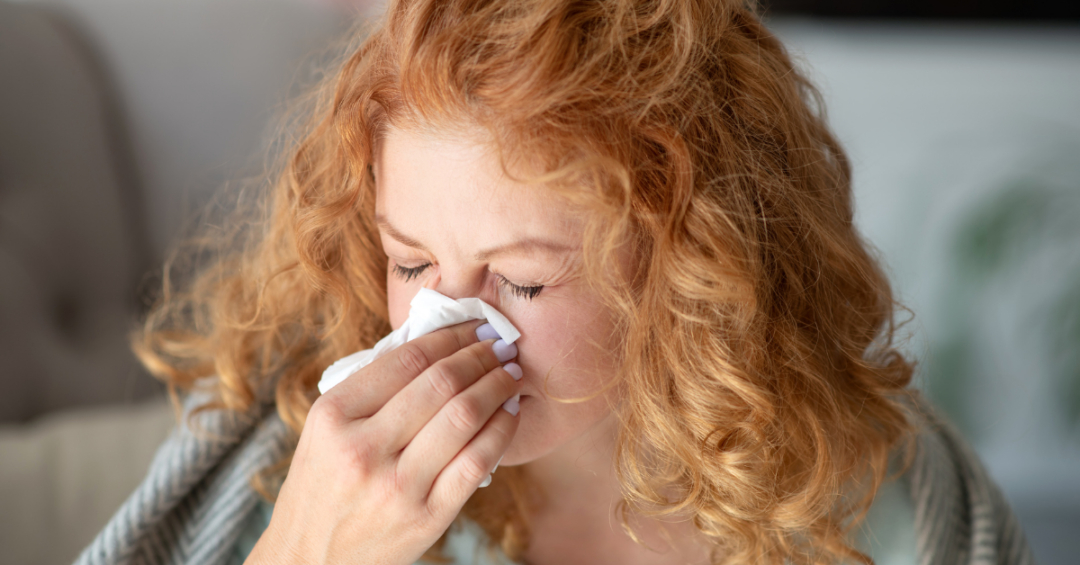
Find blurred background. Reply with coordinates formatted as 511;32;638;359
0;0;1076;563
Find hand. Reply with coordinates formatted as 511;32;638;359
246;320;523;565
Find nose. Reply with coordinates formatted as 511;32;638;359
424;270;478;300
424;269;499;304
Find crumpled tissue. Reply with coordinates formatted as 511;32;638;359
318;288;521;394
317;288;521;488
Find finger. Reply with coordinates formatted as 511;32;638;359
362;337;515;454
426;402;520;518
318;320;487;422
398;363;522;494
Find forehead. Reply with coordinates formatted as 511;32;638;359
374;126;582;241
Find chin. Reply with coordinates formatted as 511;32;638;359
498;394;611;467
498;395;558;466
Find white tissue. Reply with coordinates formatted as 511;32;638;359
317;288;521;394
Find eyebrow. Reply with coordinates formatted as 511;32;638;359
375;214;576;261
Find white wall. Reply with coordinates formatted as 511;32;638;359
774;20;1080;563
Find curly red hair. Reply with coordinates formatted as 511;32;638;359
136;0;916;563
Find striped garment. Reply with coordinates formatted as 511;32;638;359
73;387;1035;565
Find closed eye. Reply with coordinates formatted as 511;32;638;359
390;261;543;300
391;262;430;282
497;274;543;301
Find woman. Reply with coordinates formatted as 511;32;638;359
76;0;1034;564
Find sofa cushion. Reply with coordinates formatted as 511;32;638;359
0;399;175;565
0;2;159;422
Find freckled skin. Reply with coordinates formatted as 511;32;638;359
375;126;623;468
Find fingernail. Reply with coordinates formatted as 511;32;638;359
502;393;520;416
475;323;500;342
503;362;523;381
480;448;507;489
492;339;517;363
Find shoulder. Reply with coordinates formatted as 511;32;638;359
74;382;292;565
143;383;291;484
889;394;1036;565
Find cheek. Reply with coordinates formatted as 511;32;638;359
512;297;621;402
503;301;621;463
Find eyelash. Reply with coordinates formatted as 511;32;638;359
391;263;429;283
390;262;544;300
500;277;544;301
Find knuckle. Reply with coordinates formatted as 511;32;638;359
458;454;489;484
497;369;518;396
426;362;460;400
308;396;344;427
343;438;381;478
396;343;431;377
444;396;483;434
434;326;466;351
465;342;494;370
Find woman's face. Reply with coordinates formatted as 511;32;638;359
374;125;624;466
